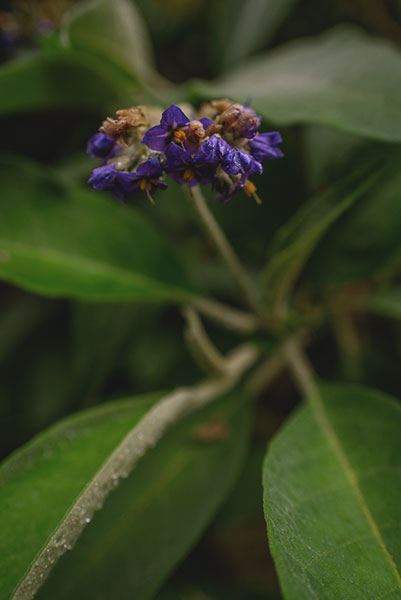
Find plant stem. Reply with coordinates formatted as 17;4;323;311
283;337;319;401
247;331;309;398
192;296;258;334
182;305;228;376
187;185;264;316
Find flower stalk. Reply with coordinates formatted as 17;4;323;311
187;184;264;316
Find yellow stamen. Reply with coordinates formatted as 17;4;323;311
173;129;187;143
243;180;256;196
243;179;262;204
183;168;195;183
139;178;148;191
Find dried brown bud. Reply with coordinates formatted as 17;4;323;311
100;107;150;146
186;119;206;145
218;103;259;139
205;122;223;136
210;98;233;113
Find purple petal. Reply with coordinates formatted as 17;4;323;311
87;133;118;159
165;143;193;170
88;163;117;189
136;158;163;178
195;136;232;164
249;132;283;162
222;149;262;176
88;163;139;201
160;104;190;128
141;125;168;151
198;117;215;129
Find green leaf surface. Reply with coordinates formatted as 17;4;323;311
60;0;158;84
38;391;250;600
192;26;401;141
0;388;250;599
366;288;401;321
0;156;194;303
0;393;159;599
0;52;132;116
264;383;401;599
263;150;386;309
305;148;401;290
213;0;298;71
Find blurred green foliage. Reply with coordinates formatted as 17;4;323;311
1;0;401;598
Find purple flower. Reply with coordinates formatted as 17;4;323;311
88;159;166;202
194;136;232;165
87;133;119;160
165;143;217;186
141;104;190;152
88;163;137;201
131;159;168;199
222;149;262;177
249;132;283;162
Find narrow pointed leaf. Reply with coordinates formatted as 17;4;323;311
263;149;387;308
213;0;298;71
305;150;401;289
0;156;194;302
193;26;401;141
264;383;401;599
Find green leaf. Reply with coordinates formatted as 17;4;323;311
305;148;401;290
0;389;250;599
0;52;133;116
0;393;158;599
0;155;194;303
192;26;401;141
264;383;401;600
60;0;158;84
366;288;401;321
263;149;386;310
212;0;298;71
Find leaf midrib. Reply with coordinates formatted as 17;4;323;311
310;388;401;588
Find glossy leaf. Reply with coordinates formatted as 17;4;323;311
0;156;194;303
213;0;298;71
264;383;401;600
193;26;401;141
60;0;158;84
263;150;386;309
0;389;250;599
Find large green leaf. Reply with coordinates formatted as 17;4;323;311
60;0;159;85
0;393;158;599
0;156;194;303
192;26;401;141
0;388;250;599
264;383;401;599
0;52;132;116
212;0;298;71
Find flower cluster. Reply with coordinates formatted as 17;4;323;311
87;100;283;203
